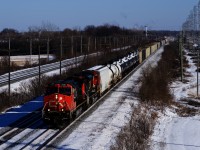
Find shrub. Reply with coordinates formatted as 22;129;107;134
0;75;48;112
111;104;157;150
139;42;180;107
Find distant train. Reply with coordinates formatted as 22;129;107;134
42;39;167;126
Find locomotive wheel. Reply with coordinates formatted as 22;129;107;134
98;92;101;99
69;112;73;123
48;118;64;129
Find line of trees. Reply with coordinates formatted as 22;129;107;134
0;23;177;57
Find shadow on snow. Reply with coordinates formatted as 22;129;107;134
0;96;48;129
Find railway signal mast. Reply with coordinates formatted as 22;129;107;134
145;26;148;38
194;43;199;97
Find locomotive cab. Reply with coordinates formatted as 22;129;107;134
80;70;101;97
42;77;91;124
42;82;77;122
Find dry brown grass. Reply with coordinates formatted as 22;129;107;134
174;101;198;117
111;104;157;150
139;42;180;108
0;75;48;112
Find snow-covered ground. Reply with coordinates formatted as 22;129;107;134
0;46;164;149
152;110;200;150
151;49;200;150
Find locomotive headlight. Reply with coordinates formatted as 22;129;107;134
48;109;50;111
55;94;58;99
59;97;63;100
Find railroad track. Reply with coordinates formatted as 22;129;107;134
0;109;41;136
0;56;84;87
0;108;62;150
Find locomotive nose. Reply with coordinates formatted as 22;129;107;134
44;94;65;111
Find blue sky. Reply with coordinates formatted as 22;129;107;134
0;0;198;31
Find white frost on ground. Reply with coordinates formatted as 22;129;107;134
151;49;200;150
151;109;200;150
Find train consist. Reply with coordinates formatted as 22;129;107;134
42;40;166;125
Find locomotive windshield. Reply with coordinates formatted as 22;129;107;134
59;87;71;96
45;87;71;96
45;87;58;95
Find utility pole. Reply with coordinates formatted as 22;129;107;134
75;42;78;68
179;32;183;82
95;37;97;52
95;37;98;65
193;43;199;97
88;37;90;53
60;37;63;76
47;37;50;62
71;36;74;57
30;39;32;66
198;47;199;97
38;45;41;86
80;35;83;54
8;37;11;98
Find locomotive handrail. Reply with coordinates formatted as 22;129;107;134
42;102;48;117
42;102;48;111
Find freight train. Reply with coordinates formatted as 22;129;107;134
42;40;166;126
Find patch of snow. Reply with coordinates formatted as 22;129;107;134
151;48;200;150
151;108;200;150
